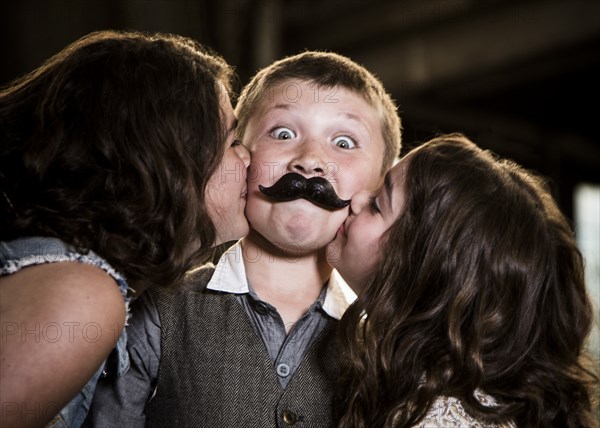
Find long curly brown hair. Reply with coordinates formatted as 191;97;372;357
336;134;599;427
0;30;233;292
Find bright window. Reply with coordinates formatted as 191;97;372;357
574;183;600;357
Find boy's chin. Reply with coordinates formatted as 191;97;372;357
269;228;336;254
247;223;337;257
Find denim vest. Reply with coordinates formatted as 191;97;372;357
0;236;131;428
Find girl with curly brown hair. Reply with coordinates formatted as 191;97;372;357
0;30;249;427
329;133;598;427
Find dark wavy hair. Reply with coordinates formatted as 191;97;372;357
0;30;233;292
235;50;402;173
336;133;599;427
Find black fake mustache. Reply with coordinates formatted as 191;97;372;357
258;173;351;210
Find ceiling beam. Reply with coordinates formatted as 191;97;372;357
287;0;600;94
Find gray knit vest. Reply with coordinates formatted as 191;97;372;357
145;267;339;428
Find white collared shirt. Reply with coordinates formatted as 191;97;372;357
205;240;356;320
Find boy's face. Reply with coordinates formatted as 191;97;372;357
243;79;385;253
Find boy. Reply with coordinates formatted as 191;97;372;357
87;51;401;427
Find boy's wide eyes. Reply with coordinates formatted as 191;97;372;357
268;127;357;149
333;135;357;149
270;126;296;140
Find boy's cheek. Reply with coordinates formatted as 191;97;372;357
334;174;370;199
340;165;384;194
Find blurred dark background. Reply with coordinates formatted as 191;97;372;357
1;0;599;220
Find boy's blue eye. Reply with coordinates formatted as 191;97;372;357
270;126;296;140
333;135;356;149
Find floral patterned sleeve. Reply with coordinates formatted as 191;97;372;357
414;391;515;428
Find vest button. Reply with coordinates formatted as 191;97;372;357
276;363;290;377
282;410;298;425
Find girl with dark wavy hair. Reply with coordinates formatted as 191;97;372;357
329;133;598;427
0;30;250;427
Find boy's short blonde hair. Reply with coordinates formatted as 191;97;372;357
235;51;402;173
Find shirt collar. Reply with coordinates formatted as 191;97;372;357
322;269;357;320
206;241;357;320
206;241;249;294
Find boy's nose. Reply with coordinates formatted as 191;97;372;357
292;159;324;176
289;140;326;176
